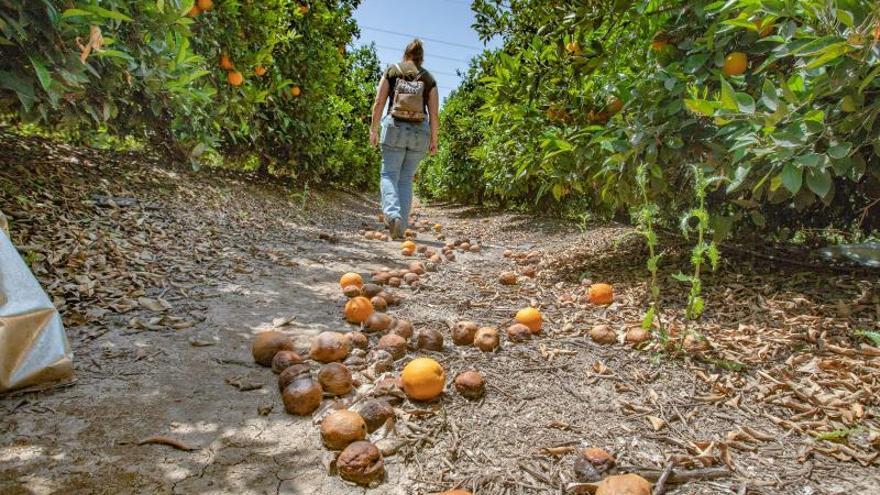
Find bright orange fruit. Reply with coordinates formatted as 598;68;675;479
401;358;445;401
723;52;748;76
227;71;244;86
515;307;542;334
219;54;234;70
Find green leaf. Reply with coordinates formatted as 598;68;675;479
805;42;851;69
641;307;655;330
859;65;880;93
684;98;716;116
804;109;825;123
721;18;759;30
806;168;832;197
95;49;135;61
795;153;823;169
671;272;692;283
28;57;51;93
835;9;854;28
760;79;779;111
719;76;738;111
735;92;755;113
61;8;94;18
781;163;802;194
0;70;35;110
828;143;851;159
83;6;133;22
856;330;880;347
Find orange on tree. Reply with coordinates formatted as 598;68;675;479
227;71;244;86
186;5;200;17
755;19;774;38
290;85;302;97
197;0;213;11
723;52;748;76
606;96;623;115
514;307;542;334
400;357;445;401
298;4;309;14
344;296;374;324
565;41;581;55
340;272;364;289
219;53;234;70
254;65;267;76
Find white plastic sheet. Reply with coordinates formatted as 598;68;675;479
0;211;73;393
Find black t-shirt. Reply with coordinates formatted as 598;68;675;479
385;62;436;113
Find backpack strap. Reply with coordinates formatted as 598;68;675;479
394;63;423;82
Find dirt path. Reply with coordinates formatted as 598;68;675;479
1;133;879;495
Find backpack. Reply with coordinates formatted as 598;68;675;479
389;64;427;122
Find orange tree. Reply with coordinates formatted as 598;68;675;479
422;0;880;238
0;0;380;187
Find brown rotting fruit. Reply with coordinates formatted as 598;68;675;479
271;350;304;374
281;377;322;416
589;325;617;345
389;319;414;339
358;399;395;433
337;441;384;486
377;334;407;360
416;328;444;351
310;331;350;363
595;473;651;495
361;283;383;298
625;327;650;344
365;312;393;332
342;285;362;298
320;410;367;450
346;331;369;350
277;363;311;391
251;331;295;367
317;362;353;396
454;370;485;400
452;321;478;346
499;272;517;285
474;327;500;352
506;323;531;342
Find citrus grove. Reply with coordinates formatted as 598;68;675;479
419;0;880;239
0;0;380;186
2;1;880;493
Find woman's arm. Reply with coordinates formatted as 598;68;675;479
428;87;439;155
370;77;390;148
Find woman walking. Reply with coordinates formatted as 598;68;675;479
369;39;439;239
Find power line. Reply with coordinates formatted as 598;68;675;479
361;25;484;50
374;44;473;64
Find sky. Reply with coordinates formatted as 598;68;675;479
351;0;501;104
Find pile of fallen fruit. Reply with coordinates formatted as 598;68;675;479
247;219;655;494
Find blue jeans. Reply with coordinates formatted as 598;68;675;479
379;115;429;230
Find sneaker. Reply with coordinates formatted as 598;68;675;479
390;218;403;240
